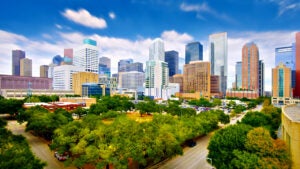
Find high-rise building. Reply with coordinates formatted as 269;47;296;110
294;32;300;97
272;64;291;98
12;50;25;76
185;42;203;64
275;45;295;90
183;61;211;98
53;65;84;90
74;39;99;73
210;75;220;96
64;48;73;65
118;71;145;90
52;55;64;66
242;42;259;91
209;32;228;95
99;57;111;77
40;65;49;78
145;38;169;99
72;72;98;95
259;60;264;96
118;59;133;72
165;50;179;77
20;58;32;77
235;61;242;89
126;62;143;72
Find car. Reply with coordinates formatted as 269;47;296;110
54;151;69;161
186;139;197;147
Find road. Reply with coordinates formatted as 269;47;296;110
157;105;260;169
6;120;75;169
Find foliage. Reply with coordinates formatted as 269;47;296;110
0;119;46;169
135;101;158;116
18;106;72;140
90;96;134;114
188;98;213;107
0;98;24;117
212;98;222;106
24;95;59;103
51;109;227;168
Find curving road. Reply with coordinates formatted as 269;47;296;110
6;120;75;169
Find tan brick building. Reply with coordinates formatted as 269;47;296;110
183;61;210;98
72;72;98;95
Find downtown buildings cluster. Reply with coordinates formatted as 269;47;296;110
1;32;300;103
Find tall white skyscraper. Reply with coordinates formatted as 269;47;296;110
145;38;169;99
209;32;228;96
74;39;99;73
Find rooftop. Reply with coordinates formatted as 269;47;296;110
284;104;300;122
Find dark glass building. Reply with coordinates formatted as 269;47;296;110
165;50;179;77
126;62;143;72
118;59;133;72
185;42;203;64
82;83;110;97
12;50;25;76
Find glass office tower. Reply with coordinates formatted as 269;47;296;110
185;42;203;64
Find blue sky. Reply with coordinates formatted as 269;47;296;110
1;0;300;91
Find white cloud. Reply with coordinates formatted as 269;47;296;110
179;2;235;23
262;0;300;16
55;24;62;29
109;12;116;19
62;8;107;29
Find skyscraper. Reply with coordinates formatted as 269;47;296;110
235;61;242;89
145;38;169;99
118;71;145;90
242;42;259;91
118;59;133;72
259;60;264;96
209;32;228;95
53;65;84;90
185;42;203;64
183;61;211;98
64;48;73;64
272;64;291;98
20;58;32;77
12;50;25;76
165;50;179;77
40;65;49;78
99;56;111;77
126;62;143;72
294;32;300;97
74;39;99;73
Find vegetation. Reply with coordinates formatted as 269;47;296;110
24;95;59;103
51;109;229;168
0;118;46;169
207;99;290;169
0;98;24;117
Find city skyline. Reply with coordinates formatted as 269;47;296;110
1;1;300;91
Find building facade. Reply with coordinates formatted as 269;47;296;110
185;42;203;64
165;50;179;77
118;71;145;90
235;61;242;89
72;72;99;95
12;50;25;76
145;38;169;99
82;83;110;97
259;60;264;96
20;58;32;77
209;32;228;96
118;59;133;72
74;39;99;73
272;64;291;98
40;65;49;78
183;61;211;98
242;42;259;91
210;75;220;97
295;33;300;98
126;62;143;72
275;45;295;89
282;104;300;169
53;65;84;90
170;74;183;92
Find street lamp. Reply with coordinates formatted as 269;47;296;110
207;157;213;168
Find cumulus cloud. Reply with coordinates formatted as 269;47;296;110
62;8;107;29
261;0;300;16
109;12;116;19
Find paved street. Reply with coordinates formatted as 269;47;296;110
157;105;259;169
6;120;75;169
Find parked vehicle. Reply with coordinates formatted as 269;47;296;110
54;151;69;161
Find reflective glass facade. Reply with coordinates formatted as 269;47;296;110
279;69;284;97
185;42;203;64
235;61;242;89
209;32;228;95
12;50;25;76
275;45;296;88
165;50;179;77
